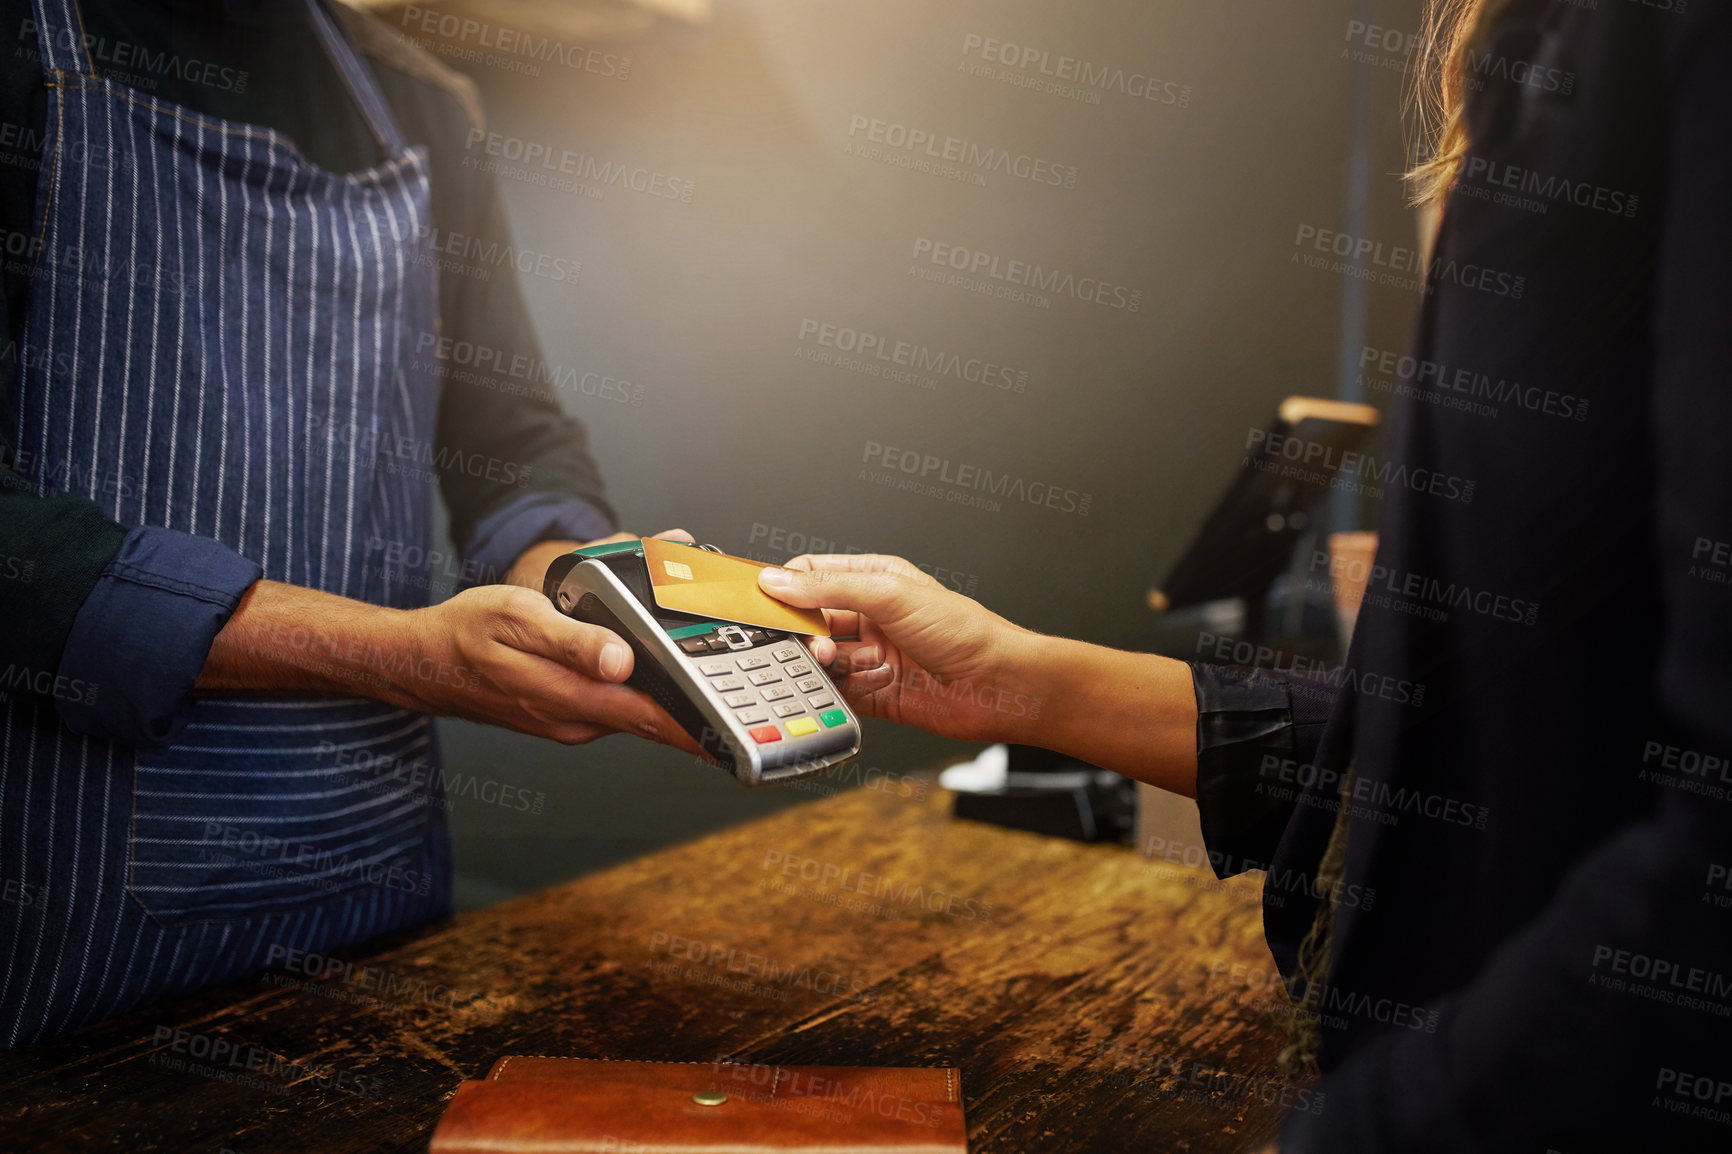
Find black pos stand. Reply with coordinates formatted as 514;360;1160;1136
952;397;1380;843
1147;396;1381;642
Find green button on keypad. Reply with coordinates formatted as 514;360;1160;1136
819;708;848;728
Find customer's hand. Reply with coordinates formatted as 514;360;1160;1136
759;554;1044;744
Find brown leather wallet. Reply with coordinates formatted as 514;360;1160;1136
428;1056;968;1153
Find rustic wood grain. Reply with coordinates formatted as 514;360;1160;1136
0;780;1301;1153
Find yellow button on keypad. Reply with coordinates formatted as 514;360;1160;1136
784;717;819;737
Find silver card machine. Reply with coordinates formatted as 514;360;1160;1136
544;540;862;786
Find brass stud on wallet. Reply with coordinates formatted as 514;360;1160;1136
429;1056;970;1153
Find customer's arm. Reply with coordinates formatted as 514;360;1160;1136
758;553;1194;797
760;554;1342;831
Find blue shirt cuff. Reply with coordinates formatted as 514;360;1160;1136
56;526;263;750
460;493;615;589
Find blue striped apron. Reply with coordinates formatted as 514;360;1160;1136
0;0;451;1046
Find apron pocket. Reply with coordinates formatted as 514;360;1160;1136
126;698;442;926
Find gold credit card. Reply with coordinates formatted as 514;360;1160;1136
640;538;830;637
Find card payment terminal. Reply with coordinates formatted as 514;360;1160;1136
544;540;862;786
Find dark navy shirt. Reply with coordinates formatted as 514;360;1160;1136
1192;2;1732;1148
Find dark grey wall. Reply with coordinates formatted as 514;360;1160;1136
426;0;1427;909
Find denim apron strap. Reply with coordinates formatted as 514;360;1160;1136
29;0;96;77
303;0;406;157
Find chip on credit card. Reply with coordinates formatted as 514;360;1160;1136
640;538;830;637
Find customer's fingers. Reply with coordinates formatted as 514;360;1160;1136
785;553;937;585
758;565;927;625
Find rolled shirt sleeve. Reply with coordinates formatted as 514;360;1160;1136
54;525;262;750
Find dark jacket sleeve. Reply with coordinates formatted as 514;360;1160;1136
0;454;129;680
1284;11;1732;1149
422;100;618;566
1189;662;1342;876
346;6;620;568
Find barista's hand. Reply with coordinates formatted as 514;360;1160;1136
758;554;1044;745
199;529;705;752
398;528;701;746
399;578;699;749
